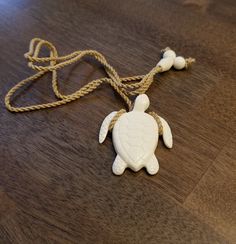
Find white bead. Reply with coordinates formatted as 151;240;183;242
163;50;176;59
157;57;174;72
173;56;186;70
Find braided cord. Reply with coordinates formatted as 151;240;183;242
108;109;126;131
149;112;163;135
5;38;163;112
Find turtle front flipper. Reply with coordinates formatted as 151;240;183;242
99;111;118;143
159;116;173;149
149;112;173;149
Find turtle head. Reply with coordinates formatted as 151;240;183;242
133;94;150;112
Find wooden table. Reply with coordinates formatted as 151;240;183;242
0;0;235;243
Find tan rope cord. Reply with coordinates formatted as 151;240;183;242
108;109;126;131
5;38;165;113
149;111;163;135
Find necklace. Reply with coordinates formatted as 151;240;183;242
5;38;195;175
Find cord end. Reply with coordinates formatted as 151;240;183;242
185;57;196;68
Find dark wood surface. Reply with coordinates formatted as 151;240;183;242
0;0;235;243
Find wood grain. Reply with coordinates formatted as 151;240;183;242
184;133;236;243
0;0;235;243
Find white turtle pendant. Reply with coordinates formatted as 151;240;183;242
99;94;173;175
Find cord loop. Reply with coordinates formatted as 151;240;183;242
5;38;192;113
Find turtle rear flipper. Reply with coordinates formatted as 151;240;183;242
146;154;159;175
112;155;127;175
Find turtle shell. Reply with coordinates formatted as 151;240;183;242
112;111;158;167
